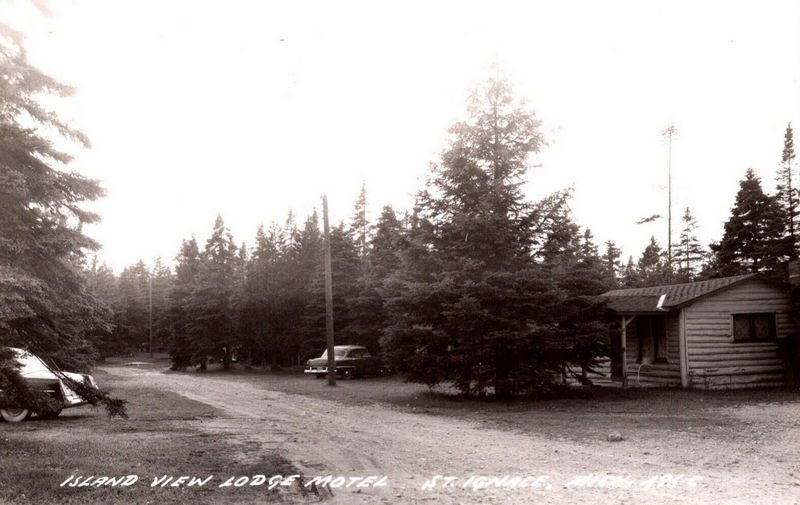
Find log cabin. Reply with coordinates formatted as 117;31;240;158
598;273;799;389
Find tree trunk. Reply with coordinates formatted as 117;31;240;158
223;346;232;370
494;346;511;399
270;353;281;372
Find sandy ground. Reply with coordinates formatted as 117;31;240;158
101;365;800;505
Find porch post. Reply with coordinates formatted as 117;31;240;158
621;315;628;388
678;308;689;388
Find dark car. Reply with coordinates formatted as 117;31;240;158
304;345;385;379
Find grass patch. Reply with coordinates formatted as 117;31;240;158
0;371;295;505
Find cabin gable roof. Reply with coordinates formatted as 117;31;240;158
598;273;783;314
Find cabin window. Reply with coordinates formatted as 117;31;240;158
732;313;776;342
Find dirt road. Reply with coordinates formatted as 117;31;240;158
102;366;799;505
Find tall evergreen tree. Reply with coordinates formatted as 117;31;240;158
150;258;174;352
345;205;403;352
370;205;403;280
239;225;272;366
382;75;606;397
601;241;622;289
671;207;704;280
776;123;797;258
240;223;303;368
169;237;200;368
637;236;672;286
114;260;150;350
300;223;361;357
187;215;239;370
0;24;123;415
710;168;790;276
83;256;118;354
351;181;370;268
620;256;639;287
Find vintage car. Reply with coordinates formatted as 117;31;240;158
304;345;385;379
0;348;97;423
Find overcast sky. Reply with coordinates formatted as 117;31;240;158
3;0;800;272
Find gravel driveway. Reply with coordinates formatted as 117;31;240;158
102;366;800;505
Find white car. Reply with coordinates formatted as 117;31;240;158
0;348;98;423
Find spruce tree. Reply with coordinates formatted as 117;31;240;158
150;258;174;352
345;205;403;352
370;205;402;280
114;261;150;350
637;236;672;286
0;24;124;416
620;256;639;287
169;237;200;369
776;123;797;258
601;241;622;288
300;224;361;356
241;223;299;368
351;181;370;268
187;216;239;370
671;207;704;280
383;75;607;397
290;212;325;360
711;168;789;275
83;257;118;355
239;225;271;366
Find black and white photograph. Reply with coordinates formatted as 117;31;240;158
1;1;799;504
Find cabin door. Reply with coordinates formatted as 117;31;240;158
636;315;668;364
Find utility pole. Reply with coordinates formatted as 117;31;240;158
148;273;153;358
663;124;677;274
322;195;336;386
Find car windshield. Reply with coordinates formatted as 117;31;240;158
11;349;51;375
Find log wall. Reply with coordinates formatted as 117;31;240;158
684;278;796;389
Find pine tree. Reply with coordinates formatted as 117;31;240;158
187;215;239;370
620;256;639;287
776;123;797;258
168;237;200;368
345;205;403;352
370;205;402;280
82;256;117;354
0;24;124;416
150;258;173;352
114;260;150;350
290;211;325;360
671;207;704;280
300;224;361;357
534;189;581;263
637;236;672;286
383;75;607;397
351;181;370;268
601;241;623;288
241;223;304;368
578;229;600;265
562;227;608;300
239;226;268;366
711;168;790;275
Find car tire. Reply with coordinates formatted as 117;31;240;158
41;409;63;419
341;369;355;380
0;408;32;423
